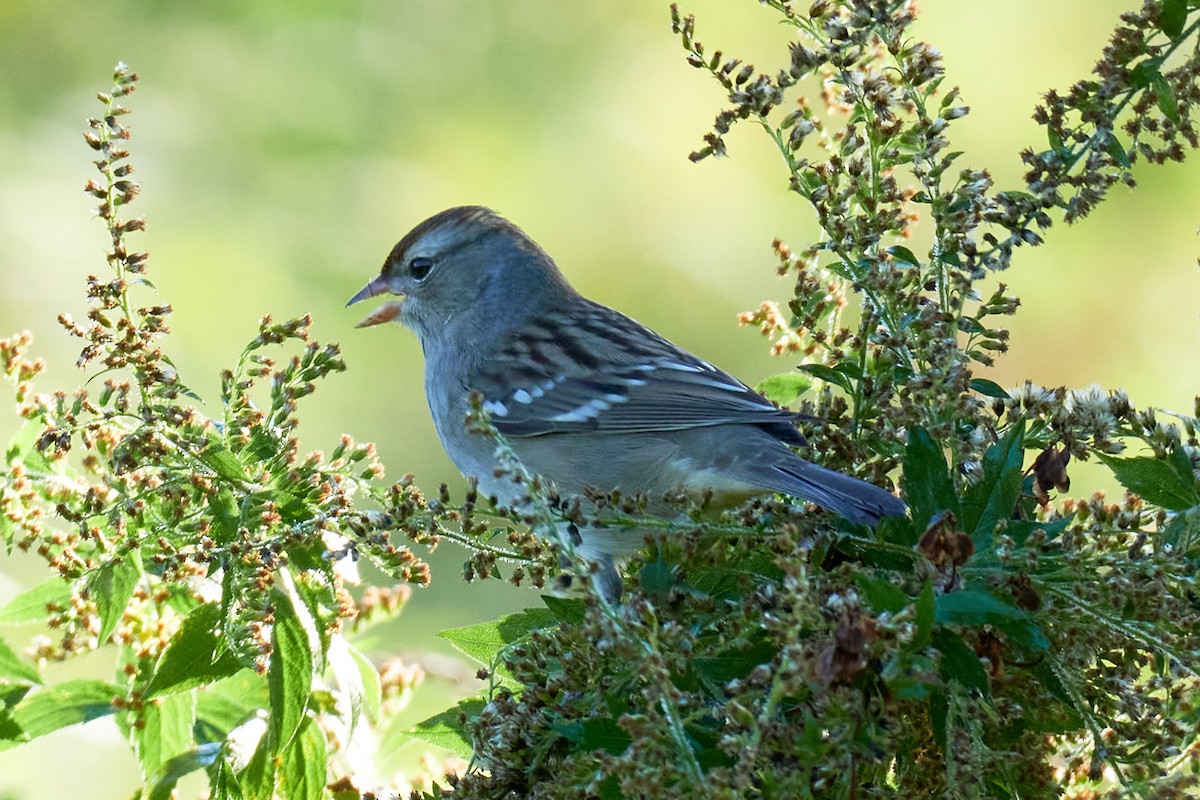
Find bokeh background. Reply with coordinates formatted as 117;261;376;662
0;2;1196;796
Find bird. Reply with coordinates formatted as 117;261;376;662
348;206;906;593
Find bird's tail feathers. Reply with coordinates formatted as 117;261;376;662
758;459;906;525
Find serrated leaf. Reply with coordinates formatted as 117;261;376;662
911;581;935;651
1000;618;1050;652
210;487;241;544
346;643;382;725
755;373;811;407
1151;73;1182;122
935;589;1028;626
327;635;364;735
797;363;853;394
238;733;275;800
886;245;920;266
856;575;908;614
693;639;776;690
0;636;40;684
437;608;558;688
541;595;585;625
968;378;1010;399
146;742;222;800
279;717;325;800
209;756;247;800
1004;514;1074;547
0;679;121;751
1097;451;1199;511
904;427;959;535
1105;133;1132;168
932;628;990;697
961;421;1025;553
881;652;939;701
0;578;73;625
198;440;247;483
268;582;315;753
1047;126;1064;153
1162;506;1200;550
1161;0;1187;38
553;717;631;756
195;671;267;740
929;690;949;752
136;690;196;778
145;602;243;699
5;418;55;474
410;696;485;759
639;559;674;595
87;552;142;644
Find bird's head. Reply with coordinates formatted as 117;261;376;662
348;206;574;343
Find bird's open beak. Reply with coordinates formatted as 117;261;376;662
347;275;389;307
347;276;404;328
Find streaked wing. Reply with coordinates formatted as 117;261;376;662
473;300;802;439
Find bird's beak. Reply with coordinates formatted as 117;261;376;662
346;275;390;307
347;275;405;328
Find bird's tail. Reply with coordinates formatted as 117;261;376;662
753;458;906;525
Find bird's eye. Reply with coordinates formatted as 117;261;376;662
409;257;435;281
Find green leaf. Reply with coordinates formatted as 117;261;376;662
932;628;990;697
856;574;908;614
437;608;558;688
0;679;121;751
1004;514;1074;547
541;595;585;625
928;690;949;753
1129;59;1159;90
797;363;853;394
968;378;1010;399
210;487;241;544
410;696;485;759
1162;506;1200;550
195;671;267;740
0;578;73;625
881;652;939;701
209;756;247;800
903;427;959;531
327;635;364;735
911;581;935;651
935;590;1027;626
239;734;275;800
1160;0;1187;38
268;580;316;752
146;743;222;800
1097;451;1199;511
1151;73;1182;122
346;643;382;725
5;418;55;474
278;717;325;800
145;602;243;699
87;552;143;644
693;639;777;689
1105;133;1132;169
961;421;1025;553
639;559;674;595
1046;126;1064;153
136;690;196;778
886;245;920;266
554;717;632;756
0;636;40;684
755;372;812;407
198;439;247;483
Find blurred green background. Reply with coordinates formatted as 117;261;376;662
0;1;1196;796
